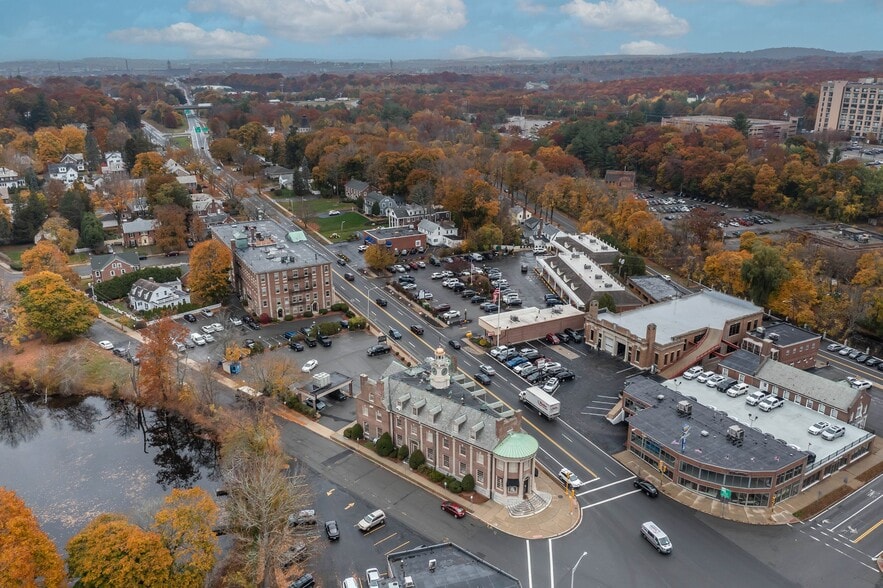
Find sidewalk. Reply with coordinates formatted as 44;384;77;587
614;438;883;525
271;406;581;539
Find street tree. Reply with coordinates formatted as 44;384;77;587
154;204;189;253
0;488;66;588
138;317;190;403
189;240;232;306
741;243;790;306
131;151;165;177
364;243;395;270
66;514;173;587
152;488;219;588
11;271;98;345
20;239;81;286
39;217;79;254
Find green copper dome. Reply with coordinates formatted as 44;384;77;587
493;432;538;459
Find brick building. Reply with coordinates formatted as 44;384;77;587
363;226;425;254
739;322;820;369
90;252;141;283
122;218;158;247
211;220;333;319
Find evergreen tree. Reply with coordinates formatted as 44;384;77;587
79;212;105;250
84;132;102;172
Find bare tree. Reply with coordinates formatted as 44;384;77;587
247;354;303;397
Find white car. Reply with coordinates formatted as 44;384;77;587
190;333;206;346
490;346;508;358
758;396;783;412
98;340;114;350
838;346;853;356
826;343;842;352
211;322;224;331
479;364;497;376
745;391;767;406
365;568;380;588
328;210;341;216
726;383;750;397
201;308;213;318
302;359;319;373
358;244;368;252
695;371;715;383
203;333;215;343
682;366;703;380
201;325;215;334
705;375;726;388
401;283;417;290
851;379;872;390
230;316;243;326
543;378;560;394
431;272;444;279
808;421;830;435
557;467;584;489
821;424;846;441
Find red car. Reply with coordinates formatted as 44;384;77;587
545;333;561;345
441;500;466;519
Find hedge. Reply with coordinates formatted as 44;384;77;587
93;266;182;301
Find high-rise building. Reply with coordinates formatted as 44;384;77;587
814;78;883;139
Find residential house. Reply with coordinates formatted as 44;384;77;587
344;179;370;201
0;167;25;189
363;191;399;216
60;153;86;172
388;204;433;228
417;218;461;247
355;348;542;506
263;165;294;189
102;151;125;175
191;193;225;217
91;252;141;283
46;163;79;187
163;159;189;176
604;170;637;190
521;217;541;240
176;174;198;192
510;205;533;224
122;218;158;247
128;278;190;312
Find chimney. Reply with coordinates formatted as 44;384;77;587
646;323;657;353
589;299;599;319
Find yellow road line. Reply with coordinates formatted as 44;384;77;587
385;540;411;555
373;531;398;546
853;518;883;543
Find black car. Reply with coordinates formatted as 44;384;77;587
564;328;583;343
324;520;340;541
474;372;492;385
557;331;572;343
521;349;540;361
328;390;349;402
448;339;462;350
376;297;388;307
183;313;197;323
336;257;347;266
112;347;127;357
367;344;392;356
460;289;476;298
556;370;575;382
289;341;304;352
410;325;424;335
304;337;317;348
288;573;315;588
388;328;402;340
451;284;466;293
164;250;180;257
344;272;355;281
317;334;332;347
247;321;261;331
525;371;545;384
470;295;487;304
633;478;659;497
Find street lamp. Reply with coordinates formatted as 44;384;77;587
570;551;588;588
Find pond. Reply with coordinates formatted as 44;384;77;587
0;393;220;548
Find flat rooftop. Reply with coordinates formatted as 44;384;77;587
364;226;424;238
388;543;521;588
553;233;620;264
600;290;760;343
478;304;584;329
630;276;680;302
661;377;873;467
746;322;820;346
211;219;330;273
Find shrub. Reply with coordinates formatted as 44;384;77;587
318;308;328;315
346;310;355;318
251;342;265;354
317;321;342;336
375;432;394;457
283;395;316;419
258;313;271;324
331;302;350;313
348;316;367;330
447;480;462;494
397;445;409;461
284;314;294;321
351;423;364;440
343;427;353;439
303;311;313;318
428;470;445;483
444;475;457;487
461;474;475;492
408;448;425;470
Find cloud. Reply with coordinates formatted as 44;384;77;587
109;22;268;58
620;40;677;55
189;0;467;41
516;0;548;13
562;0;689;37
451;42;547;60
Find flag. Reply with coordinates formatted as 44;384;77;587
492;288;500;302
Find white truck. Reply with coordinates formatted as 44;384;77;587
519;386;561;420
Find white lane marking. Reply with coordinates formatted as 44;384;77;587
809;486;869;523
525;540;533;588
578;477;635;496
557;419;634;475
561;433;573;443
598;395;620;399
581;489;642;509
548;538;555;588
829;493;883;532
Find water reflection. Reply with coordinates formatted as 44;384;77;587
0;392;219;547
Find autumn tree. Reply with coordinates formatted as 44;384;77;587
189;240;232;305
138;317;189;403
20;239;80;286
34;128;65;166
768;256;819;325
154;204;188;253
39;217;79;254
152;488;219;588
363;243;396;270
741;243;790;306
0;488;66;588
248;353;302;397
131;151;165;178
467;224;503;252
67;514;173;587
11;271;98;345
702;249;751;296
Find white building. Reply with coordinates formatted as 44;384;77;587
0;167;24;189
46;163;78;187
418;218;461;247
102;151;125;174
128;278;191;312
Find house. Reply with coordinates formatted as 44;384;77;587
510;205;533;224
362;191;399;216
128;278;190;312
388;204;432;228
163;159;189;176
540;223;562;242
363;226;424;254
263;165;294;189
90;252;141;283
175;175;198;192
355;348;541;506
522;217;541;240
344;179;370;201
102;151;125;174
604;170;636;190
60;153;86;172
191;193;225;217
417;218;461;247
46;163;79;187
122;218;158;247
0;167;25;189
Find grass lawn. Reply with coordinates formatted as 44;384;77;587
313;211;377;242
0;244;31;263
170;136;192;149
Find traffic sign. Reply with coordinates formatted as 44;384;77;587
720;487;731;500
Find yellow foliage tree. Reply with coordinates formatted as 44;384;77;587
364;243;396;270
132;152;165;178
152;488;219;588
138;317;190;403
189;240;232;306
0;488;66;588
702;250;752;296
11;271;98;345
59;124;86;154
34;128;65;166
21;239;81;286
40;217;79;254
768;259;819;325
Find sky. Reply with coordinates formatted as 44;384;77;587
2;0;880;62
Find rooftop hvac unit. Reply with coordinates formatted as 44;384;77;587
769;333;780;341
727;425;744;442
312;372;330;388
584;264;590;270
595;274;602;279
676;400;692;416
604;283;613;288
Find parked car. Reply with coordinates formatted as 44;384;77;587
808;421;830;435
301;359;319;373
357;510;386;532
826;343;843;352
365;568;380;588
556;370;576;382
288;573;315;588
183;313;197;323
441;500;467;518
324;520;340;541
682;366;703;380
745;391;767;406
557;467;584;489
288;509;317;526
695;371;716;383
563;328;583;343
556;331;572;344
489;346;508;358
758;396;783;412
633;478;659;497
545;333;561;345
367;344;392;357
542;378;560;394
98;340;114;350
705;375;726;388
283;331;296;340
726;383;750;397
200;308;213;318
521;349;540;361
821;424;846;441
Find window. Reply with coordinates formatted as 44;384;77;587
443;455;450;468
362;406;369;417
426;430;432;442
395;416;403;427
427;448;434;462
368;393;374;403
442;437;449;449
728;323;741;336
459;445;466;456
459;462;466;476
477;470;485;484
375;410;382;422
477;453;484;464
396;434;402;445
496;476;503;490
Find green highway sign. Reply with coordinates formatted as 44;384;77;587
720;487;731;500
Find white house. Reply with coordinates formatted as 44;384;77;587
128;278;191;312
388;204;433;228
510;205;533;224
46;163;79;186
102;151;125;174
176;174;198;192
163;158;189;176
0;167;24;189
418;218;462;247
60;153;86;172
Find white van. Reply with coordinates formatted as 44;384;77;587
641;521;672;554
190;332;206;346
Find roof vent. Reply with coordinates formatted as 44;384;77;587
700;430;709;437
656;394;665;402
676;400;692;416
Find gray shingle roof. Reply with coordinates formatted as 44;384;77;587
756;360;860;412
122;218;157;233
90;252;141;272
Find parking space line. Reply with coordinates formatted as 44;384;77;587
373;532;398;546
385;540;410;555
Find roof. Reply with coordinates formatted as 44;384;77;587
746;322;820;347
600;290;761;343
176;174;197;185
719;349;763;376
122;218;157;233
756;360;860;412
128;278;186;303
388;543;521;588
553;233;620;264
629;276;680;302
345;179;369;191
263;165;293;177
365;226;424;240
493;432;538;459
210;219;330;274
90;252;141;272
624;376;806;473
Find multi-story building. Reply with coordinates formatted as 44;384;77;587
814;78;883;139
127;278;191;312
355;348;541;506
739;322;820;369
0;167;24;189
210;220;333;319
661;115;800;141
122;218;158;247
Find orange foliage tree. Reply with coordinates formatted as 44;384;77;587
189;240;232;306
20;240;81;286
138;317;189;403
0;488;66;587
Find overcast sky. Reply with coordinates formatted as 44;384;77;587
2;0;879;62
